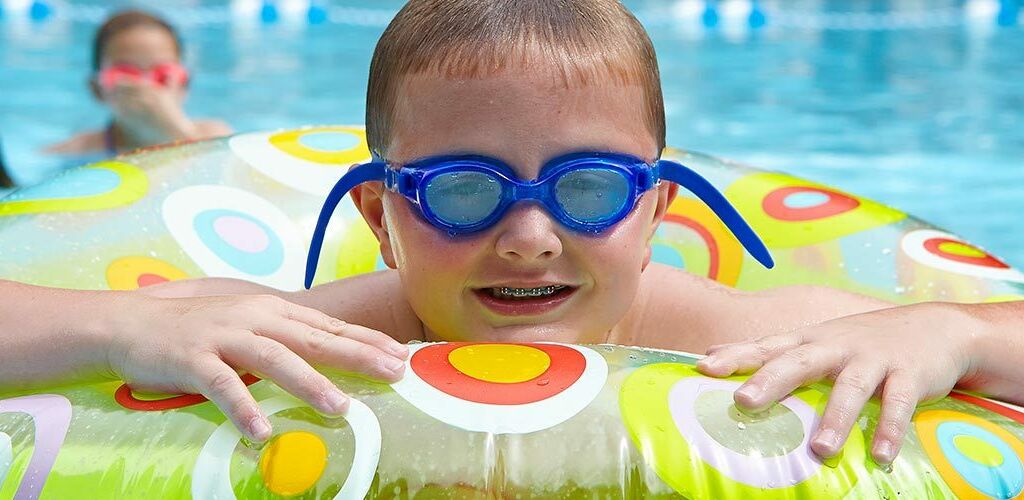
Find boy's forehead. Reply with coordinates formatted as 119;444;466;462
388;69;656;166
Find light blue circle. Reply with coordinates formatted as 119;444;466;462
193;209;284;276
651;243;686;269
936;421;1024;499
297;131;360;152
782;191;830;209
6;167;120;201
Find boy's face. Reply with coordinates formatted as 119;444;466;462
355;64;675;343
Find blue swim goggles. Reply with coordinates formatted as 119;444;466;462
305;152;773;288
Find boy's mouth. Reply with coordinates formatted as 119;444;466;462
472;285;577;316
487;285;569;300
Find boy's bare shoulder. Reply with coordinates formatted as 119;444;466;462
288;270;424;343
620;264;892;353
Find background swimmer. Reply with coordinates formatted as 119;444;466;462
45;10;231;158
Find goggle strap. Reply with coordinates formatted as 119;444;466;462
304;161;386;289
659;161;775;269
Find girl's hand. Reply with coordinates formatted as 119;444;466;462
696;302;980;465
106;80;196;140
106;293;409;442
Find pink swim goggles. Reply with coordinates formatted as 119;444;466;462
97;62;190;90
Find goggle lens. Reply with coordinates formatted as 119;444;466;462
423;171;503;226
554;168;631;223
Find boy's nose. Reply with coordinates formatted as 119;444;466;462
493;203;563;263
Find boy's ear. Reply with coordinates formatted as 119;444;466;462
642;182;679;271
349;174;398;269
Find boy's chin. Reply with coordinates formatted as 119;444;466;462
466;322;597;345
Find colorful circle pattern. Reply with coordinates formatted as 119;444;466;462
620;363;864;499
652;198;743;286
391;342;607;434
902;229;1024;283
114;374;261;411
105;256;189;290
0;395;73;499
0;161;148;216
915;409;1024;499
725;172;906;248
192;396;381;499
162;185;306;290
228;126;372;196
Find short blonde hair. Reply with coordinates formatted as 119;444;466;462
366;0;665;159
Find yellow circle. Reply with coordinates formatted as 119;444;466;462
106;256;189;290
953;435;1004;467
937;241;987;258
257;431;329;496
448;344;551;383
267;127;369;165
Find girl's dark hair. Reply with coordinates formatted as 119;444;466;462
92;10;182;71
0;139;14;188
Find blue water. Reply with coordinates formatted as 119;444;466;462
1;0;1022;266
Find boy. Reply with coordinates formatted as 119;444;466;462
2;0;1022;470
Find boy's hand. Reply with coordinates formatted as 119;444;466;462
107;294;409;443
696;302;979;466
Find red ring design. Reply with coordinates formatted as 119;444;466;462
951;392;1024;425
762;186;860;222
409;343;586;405
114;373;261;411
662;214;720;279
922;238;1010;269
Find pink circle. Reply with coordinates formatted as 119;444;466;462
212;215;270;253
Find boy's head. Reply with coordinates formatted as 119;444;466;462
349;0;678;344
365;0;665;160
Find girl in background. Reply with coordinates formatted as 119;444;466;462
46;10;231;158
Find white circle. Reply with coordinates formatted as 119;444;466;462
228;128;371;196
390;343;608;434
0;432;12;489
162;185;307;290
669;377;823;488
191;396;382;500
901;229;1024;283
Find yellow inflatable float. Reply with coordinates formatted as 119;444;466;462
1;126;1023;498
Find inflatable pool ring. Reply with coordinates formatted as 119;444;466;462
1;126;1023;498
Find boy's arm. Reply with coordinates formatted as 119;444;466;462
0;278;408;442
700;283;1024;466
136;271;422;343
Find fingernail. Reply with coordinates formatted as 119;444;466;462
324;390;349;415
388;343;409;358
249;417;271;442
874;440;895;465
385;356;405;373
813;429;839;456
734;385;762;407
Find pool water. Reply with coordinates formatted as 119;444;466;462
1;0;1022;265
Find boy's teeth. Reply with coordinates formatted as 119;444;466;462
489;285;566;299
